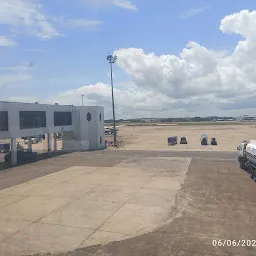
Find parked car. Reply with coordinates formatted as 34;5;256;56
180;136;188;144
211;138;217;145
105;129;112;135
105;127;118;135
24;137;40;144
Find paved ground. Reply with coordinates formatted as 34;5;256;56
0;150;255;256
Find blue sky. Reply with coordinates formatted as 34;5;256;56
1;0;256;118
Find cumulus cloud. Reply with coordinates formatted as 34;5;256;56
54;9;256;118
85;9;255;117
220;10;256;40
0;0;59;39
0;36;16;47
8;9;256;118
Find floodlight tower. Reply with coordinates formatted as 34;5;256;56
107;54;117;146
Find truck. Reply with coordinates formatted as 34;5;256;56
168;136;177;146
201;134;208;145
237;140;256;181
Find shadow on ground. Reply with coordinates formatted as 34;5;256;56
0;151;71;171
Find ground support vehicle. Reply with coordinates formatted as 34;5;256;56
237;140;256;181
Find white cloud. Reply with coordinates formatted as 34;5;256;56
6;9;256;118
111;0;137;11
117;81;136;87
0;0;59;39
180;5;208;19
66;19;102;28
50;9;256;118
85;0;138;11
0;36;16;47
220;10;256;40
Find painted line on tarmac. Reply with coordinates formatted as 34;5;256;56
193;157;236;161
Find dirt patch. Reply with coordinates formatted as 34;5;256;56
116;124;254;152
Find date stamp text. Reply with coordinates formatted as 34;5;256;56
212;240;256;247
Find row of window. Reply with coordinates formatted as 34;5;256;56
19;111;73;129
0;111;102;131
0;111;72;131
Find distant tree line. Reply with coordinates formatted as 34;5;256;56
104;116;235;123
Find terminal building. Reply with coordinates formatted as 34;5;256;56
237;115;256;121
0;101;105;165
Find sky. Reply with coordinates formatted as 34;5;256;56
1;0;256;118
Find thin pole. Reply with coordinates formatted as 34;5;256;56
110;60;117;146
82;94;84;106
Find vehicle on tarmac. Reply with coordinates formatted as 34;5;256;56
211;138;217;145
237;140;256;181
201;134;208;145
168;136;178;146
104;127;118;135
180;136;188;144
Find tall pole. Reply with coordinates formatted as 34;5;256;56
107;54;117;147
110;60;117;146
81;94;84;106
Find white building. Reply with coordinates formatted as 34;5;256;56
0;101;105;165
237;115;256;121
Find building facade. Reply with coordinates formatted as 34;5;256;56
0;101;105;165
237;115;256;121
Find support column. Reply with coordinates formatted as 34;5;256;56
27;137;32;152
53;133;57;152
11;138;17;165
47;133;52;156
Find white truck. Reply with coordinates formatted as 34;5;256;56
237;140;256;181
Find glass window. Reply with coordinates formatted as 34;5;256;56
54;112;72;126
87;112;91;121
19;111;46;129
0;111;8;131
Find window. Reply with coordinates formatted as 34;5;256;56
20;111;46;129
100;136;102;144
0;111;8;131
99;113;102;121
87;112;91;121
54;112;72;126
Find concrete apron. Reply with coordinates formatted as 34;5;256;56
0;157;191;256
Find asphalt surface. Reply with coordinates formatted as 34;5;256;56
2;149;256;256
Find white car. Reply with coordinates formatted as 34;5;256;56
24;137;40;144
